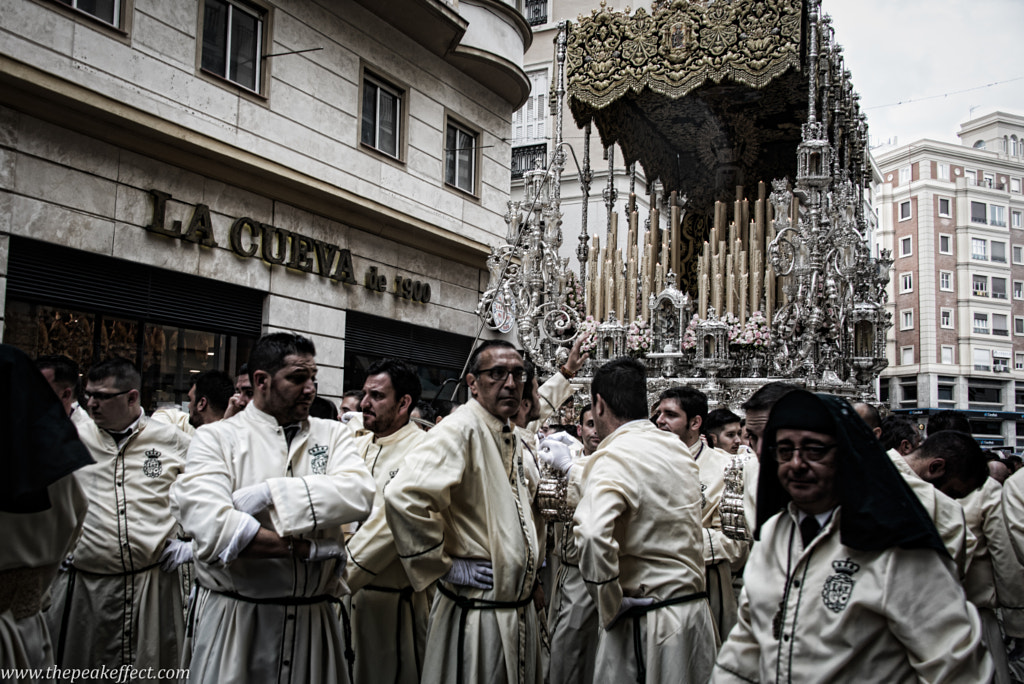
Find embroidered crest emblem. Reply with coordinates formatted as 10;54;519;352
308;445;329;474
700;482;708;509
143;449;162;478
821;557;860;613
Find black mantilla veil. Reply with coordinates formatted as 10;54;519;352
755;390;946;555
0;344;93;513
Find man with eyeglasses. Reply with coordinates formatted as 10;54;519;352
47;356;193;678
171;332;374;684
882;414;976;581
713;390;991;683
385;339;546;684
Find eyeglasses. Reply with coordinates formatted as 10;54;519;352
83;389;132;402
475;366;527;384
774;442;837;462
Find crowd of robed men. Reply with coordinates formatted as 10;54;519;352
3;330;1024;683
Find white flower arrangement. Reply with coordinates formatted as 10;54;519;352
625;318;652;357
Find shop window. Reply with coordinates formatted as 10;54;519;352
2;301;254;412
361;71;404;159
937;377;955;408
201;0;266;93
445;118;478;195
899;377;918;408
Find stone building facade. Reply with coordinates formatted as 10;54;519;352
875;111;1024;450
0;0;531;408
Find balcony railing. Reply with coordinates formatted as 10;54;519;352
512;143;546;180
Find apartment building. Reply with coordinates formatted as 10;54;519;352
875;111;1024;449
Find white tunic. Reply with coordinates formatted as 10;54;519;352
1004;468;1024;566
171;403;374;684
574;420;717;683
346;420;429;684
46;410;189;680
385;399;543;684
713;505;992;683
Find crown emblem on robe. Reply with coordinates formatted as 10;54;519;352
831;558;860;575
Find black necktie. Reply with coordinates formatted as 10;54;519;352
283;424;300;447
800;515;821;548
106;428;133;444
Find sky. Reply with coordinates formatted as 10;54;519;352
821;0;1024;148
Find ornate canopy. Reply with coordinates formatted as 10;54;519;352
566;0;809;210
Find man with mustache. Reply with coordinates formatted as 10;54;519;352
172;332;374;684
385;340;545;684
344;359;429;684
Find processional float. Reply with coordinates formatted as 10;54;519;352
478;0;891;413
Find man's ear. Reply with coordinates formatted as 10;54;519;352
398;394;413;415
253;370;271;390
465;373;479;398
898;439;915;456
60;386;74;404
690;414;703;433
196;396;208;412
926;457;947;481
127;388;140;406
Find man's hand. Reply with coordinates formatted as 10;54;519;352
224;393;247;419
539;437;574;474
608;596;655;629
443;558;494;590
340;411;361;424
232;482;273;515
160;539;194;572
564;335;590;375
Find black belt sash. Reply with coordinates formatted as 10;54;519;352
362;585;420;684
623;591;709;684
435;582;534;684
199;584;354;683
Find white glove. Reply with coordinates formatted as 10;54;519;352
160;539;194;572
539;437;574;474
307;539;346;564
232;482;273;515
340;411;361;424
443;557;493;590
609;596;655;629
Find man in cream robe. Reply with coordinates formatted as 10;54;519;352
344;359;429;684
172;333;374;684
962;475;1024;684
544;404;600;684
47;358;192;680
573;358;717;683
385;341;543;684
654;387;749;641
713;391;991;683
1005;466;1024;565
